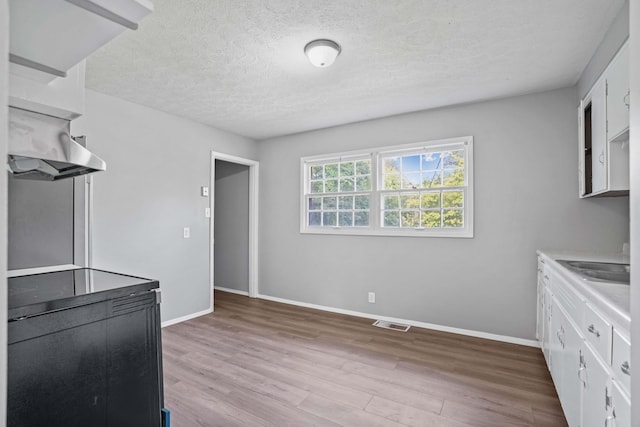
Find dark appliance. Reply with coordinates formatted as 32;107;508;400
7;268;167;427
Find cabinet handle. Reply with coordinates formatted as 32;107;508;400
599;152;605;165
621;361;630;376
588;324;601;338
624;90;630;109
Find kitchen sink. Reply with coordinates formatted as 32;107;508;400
557;260;630;285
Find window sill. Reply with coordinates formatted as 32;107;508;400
299;227;473;238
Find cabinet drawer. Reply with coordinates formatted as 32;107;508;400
612;329;630;392
583;304;612;364
550;273;584;327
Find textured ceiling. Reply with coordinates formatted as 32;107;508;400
86;0;625;140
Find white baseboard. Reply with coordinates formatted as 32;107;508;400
215;286;249;296
161;307;213;328
257;293;539;348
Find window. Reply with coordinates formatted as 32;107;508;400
301;136;473;237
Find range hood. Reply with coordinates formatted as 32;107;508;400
8;107;106;181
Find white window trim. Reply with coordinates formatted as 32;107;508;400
300;136;474;238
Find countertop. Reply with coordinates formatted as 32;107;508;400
8;268;158;320
537;249;630;334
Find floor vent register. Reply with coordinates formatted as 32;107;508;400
372;320;410;332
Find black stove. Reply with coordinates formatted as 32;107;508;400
8;268;158;320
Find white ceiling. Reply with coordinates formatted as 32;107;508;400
86;0;625;141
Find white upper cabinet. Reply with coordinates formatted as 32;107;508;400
606;43;630;142
8;0;153;119
9;0;153;83
584;78;608;195
579;40;629;198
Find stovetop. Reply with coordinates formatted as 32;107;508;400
8;268;158;320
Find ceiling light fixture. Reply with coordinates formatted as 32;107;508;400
304;39;341;68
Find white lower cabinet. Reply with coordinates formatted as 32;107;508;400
552;301;582;427
582;342;611;427
537;254;630;427
611;380;630;427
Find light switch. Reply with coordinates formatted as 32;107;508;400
205;208;211;218
183;227;190;238
201;186;209;197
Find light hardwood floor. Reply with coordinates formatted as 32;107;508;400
162;290;567;427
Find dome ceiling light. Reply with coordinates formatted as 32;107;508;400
304;39;341;68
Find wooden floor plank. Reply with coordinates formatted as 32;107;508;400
162;290;567;427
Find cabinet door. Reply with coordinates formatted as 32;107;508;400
549;297;564;397
543;287;553;366
606;43;629;141
589;78;608;193
611;381;630;427
555;302;582;427
582;343;611;427
536;264;544;341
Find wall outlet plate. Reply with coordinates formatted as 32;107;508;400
368;292;375;303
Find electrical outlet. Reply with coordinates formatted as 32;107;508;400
183;227;190;238
201;186;209;197
368;292;375;303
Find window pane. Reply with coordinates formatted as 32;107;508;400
443;191;463;208
422;171;442;188
354;195;370;210
310;181;324;193
422;152;441;170
340;178;354;192
356;160;371;175
325;164;339;178
402;155;420;171
323;212;337;226
443;150;464;168
323;196;337;209
443;168;464;186
308;212;321;226
443;209;463;227
400;193;419;209
402;172;420;189
383;194;399;209
383;157;400;172
339;196;353;210
383;211;399;227
310;165;323;180
339;212;353;227
421;192;440;208
354;211;369;226
325;179;339;192
309;197;322;210
356;176;371;191
421;210;442;228
384;174;401;190
340;162;354;177
400;211;419;227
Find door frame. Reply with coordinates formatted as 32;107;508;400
210;151;259;305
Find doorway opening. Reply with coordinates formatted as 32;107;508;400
210;152;259;310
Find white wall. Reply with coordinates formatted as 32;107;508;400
0;0;8;423
629;0;639;424
258;87;629;340
214;160;250;293
73;90;258;323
